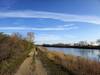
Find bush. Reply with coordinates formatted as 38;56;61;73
0;32;34;75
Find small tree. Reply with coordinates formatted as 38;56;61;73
96;39;100;45
11;32;19;43
27;32;34;43
78;41;88;46
27;32;34;49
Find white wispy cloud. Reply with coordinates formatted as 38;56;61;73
35;34;76;44
5;32;12;35
63;24;75;27
57;24;75;28
0;10;100;24
0;26;78;31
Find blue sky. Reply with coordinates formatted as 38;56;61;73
0;0;100;44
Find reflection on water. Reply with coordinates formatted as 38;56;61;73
46;47;100;61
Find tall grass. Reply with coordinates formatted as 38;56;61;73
47;51;100;75
0;32;34;75
37;47;69;75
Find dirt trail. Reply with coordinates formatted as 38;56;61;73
14;48;47;75
14;50;34;75
14;47;69;75
33;58;47;75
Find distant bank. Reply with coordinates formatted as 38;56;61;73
37;44;100;50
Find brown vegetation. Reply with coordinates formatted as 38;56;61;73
37;47;69;75
47;51;100;75
0;32;34;75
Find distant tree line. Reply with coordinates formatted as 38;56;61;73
42;40;100;49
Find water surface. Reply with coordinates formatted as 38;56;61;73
46;47;100;61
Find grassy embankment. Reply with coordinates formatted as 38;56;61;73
0;33;34;75
47;51;100;75
37;47;100;75
37;47;70;75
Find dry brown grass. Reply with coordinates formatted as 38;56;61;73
47;51;100;75
0;32;34;75
37;48;69;75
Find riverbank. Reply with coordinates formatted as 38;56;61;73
38;46;100;75
37;46;70;75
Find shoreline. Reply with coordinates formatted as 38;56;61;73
40;45;100;50
37;46;100;62
37;46;100;75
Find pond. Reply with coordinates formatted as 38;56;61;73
46;47;100;61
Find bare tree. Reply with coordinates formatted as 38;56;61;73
96;39;100;45
27;32;34;43
27;32;35;49
78;41;88;46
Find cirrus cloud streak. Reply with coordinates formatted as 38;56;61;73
0;26;78;31
0;10;100;25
